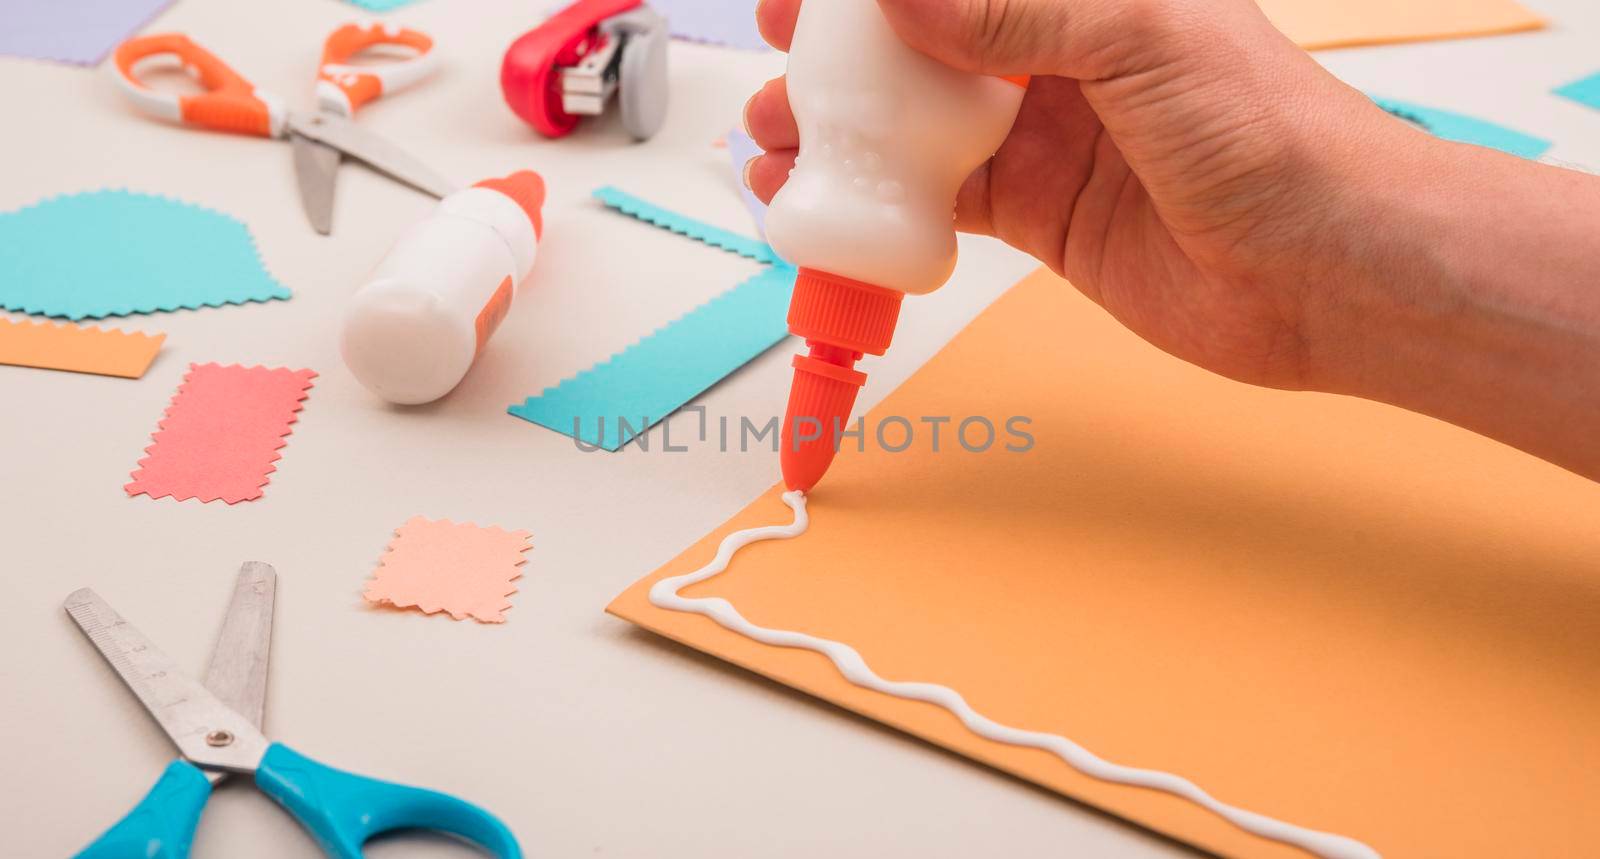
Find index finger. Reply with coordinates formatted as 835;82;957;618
756;0;801;51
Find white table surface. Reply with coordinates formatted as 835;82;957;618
4;1;1596;856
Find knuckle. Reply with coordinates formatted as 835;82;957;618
950;0;1012;69
977;0;1023;67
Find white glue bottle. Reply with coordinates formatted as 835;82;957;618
341;171;545;405
763;0;1026;492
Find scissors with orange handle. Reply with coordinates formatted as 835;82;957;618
113;23;457;235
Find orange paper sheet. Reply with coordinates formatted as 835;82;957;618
0;317;163;378
365;517;533;623
1261;0;1542;51
610;269;1600;858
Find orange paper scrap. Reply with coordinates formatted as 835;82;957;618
1260;0;1542;51
610;268;1600;859
0;317;163;378
365;517;533;623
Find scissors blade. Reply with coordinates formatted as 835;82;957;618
64;589;271;774
287;111;457;199
291;134;341;235
202;562;276;731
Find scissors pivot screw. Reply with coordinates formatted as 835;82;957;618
206;729;236;747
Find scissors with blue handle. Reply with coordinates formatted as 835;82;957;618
65;562;522;859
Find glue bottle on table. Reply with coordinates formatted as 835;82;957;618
341;171;545;405
764;0;1026;493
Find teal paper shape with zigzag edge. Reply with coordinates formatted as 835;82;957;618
508;188;796;450
0;190;290;321
1554;71;1600;112
1370;95;1552;160
509;265;796;450
592;186;783;265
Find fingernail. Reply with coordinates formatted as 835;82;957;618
742;92;756;138
742;156;758;190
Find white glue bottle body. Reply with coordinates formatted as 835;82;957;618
762;0;1027;493
341;171;545;405
764;0;1026;295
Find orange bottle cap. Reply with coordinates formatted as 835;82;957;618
786;267;903;356
475;171;546;239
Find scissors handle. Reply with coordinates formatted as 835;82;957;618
315;22;437;118
112;34;285;138
255;743;522;858
75;761;211;859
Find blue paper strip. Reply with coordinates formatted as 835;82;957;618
511;189;795;449
1554;71;1600;111
0;190;290;320
509;265;795;450
594;186;782;265
1371;96;1552;160
340;0;423;10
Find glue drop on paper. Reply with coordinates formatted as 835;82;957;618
341;171;545;405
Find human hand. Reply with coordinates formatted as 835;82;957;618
747;0;1600;481
745;0;1420;391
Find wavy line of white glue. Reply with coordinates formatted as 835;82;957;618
649;490;1380;859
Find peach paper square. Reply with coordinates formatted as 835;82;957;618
364;517;533;623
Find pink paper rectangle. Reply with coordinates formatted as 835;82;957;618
126;363;316;504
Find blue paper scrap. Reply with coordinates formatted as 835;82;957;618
1371;96;1552;160
510;265;796;450
650;0;769;51
0;190;290;321
509;188;796;450
339;0;424;11
1554;72;1600;112
593;186;781;265
725;128;768;238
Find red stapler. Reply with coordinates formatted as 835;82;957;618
501;0;669;141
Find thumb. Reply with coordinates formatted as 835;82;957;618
874;0;1184;80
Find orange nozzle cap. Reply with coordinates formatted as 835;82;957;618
780;350;866;493
787;267;903;356
475;170;546;239
779;268;903;493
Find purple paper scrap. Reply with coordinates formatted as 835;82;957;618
0;0;176;66
650;0;768;51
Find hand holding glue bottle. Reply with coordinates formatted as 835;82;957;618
763;0;1026;493
342;171;545;405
